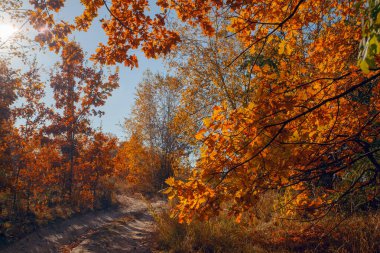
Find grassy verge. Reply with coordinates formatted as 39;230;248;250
152;206;380;253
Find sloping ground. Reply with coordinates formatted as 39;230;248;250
0;195;165;253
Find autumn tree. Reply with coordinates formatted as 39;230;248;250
48;42;119;202
9;60;51;216
0;58;62;223
0;59;20;218
114;133;160;193
0;44;120;236
165;18;258;157
78;132;117;208
27;0;380;223
164;1;380;223
120;71;188;191
13;135;61;218
0;53;62;234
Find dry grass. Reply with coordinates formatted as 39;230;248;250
153;211;263;253
152;197;380;253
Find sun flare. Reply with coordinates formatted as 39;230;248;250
0;24;18;41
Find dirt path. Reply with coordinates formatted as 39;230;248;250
1;195;165;253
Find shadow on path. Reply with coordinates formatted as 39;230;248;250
1;195;165;253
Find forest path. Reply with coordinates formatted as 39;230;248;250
1;194;164;253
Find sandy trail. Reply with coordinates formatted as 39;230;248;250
1;195;164;253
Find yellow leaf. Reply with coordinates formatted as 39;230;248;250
162;187;172;194
286;44;293;55
203;117;211;127
165;177;175;186
292;130;300;140
278;40;286;54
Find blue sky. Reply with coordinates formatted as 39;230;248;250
4;1;166;139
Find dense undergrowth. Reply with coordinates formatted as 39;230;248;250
152;194;380;253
